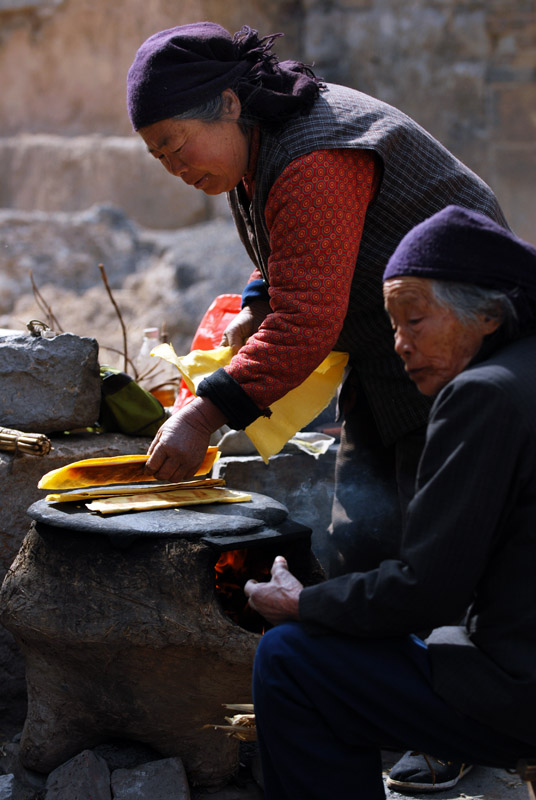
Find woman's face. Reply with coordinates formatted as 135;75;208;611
138;90;249;195
383;276;500;396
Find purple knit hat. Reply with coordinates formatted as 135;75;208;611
384;205;536;294
127;22;322;131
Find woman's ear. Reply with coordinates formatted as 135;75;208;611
481;311;502;336
222;89;241;119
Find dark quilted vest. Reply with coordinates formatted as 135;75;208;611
228;83;508;445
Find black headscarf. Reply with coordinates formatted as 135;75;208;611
127;21;323;131
383;205;536;331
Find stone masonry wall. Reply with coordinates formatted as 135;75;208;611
0;0;534;240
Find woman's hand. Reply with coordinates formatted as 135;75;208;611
244;556;303;625
146;396;226;482
220;300;272;352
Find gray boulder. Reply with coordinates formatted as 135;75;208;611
45;750;111;800
111;758;190;800
0;332;100;433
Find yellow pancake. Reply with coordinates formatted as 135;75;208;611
37;447;219;490
86;486;251;515
45;477;225;503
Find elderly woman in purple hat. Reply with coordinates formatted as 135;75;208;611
244;205;536;799
127;23;512;790
127;20;509;556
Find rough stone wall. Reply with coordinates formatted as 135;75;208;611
0;0;301;135
0;0;533;240
300;0;536;243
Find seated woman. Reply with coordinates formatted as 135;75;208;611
244;204;536;800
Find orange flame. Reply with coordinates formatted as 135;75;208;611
214;548;269;633
215;548;248;577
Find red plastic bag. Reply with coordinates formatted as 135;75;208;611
172;294;242;412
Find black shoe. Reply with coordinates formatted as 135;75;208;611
386;751;473;793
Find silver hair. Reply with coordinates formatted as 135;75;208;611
173;95;224;123
172;85;258;130
430;280;517;331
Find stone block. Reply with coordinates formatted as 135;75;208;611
111;758;190;800
0;332;100;433
0;627;27;739
45;750;111;800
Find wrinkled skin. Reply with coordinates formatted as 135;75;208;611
138;90;249;196
383;276;500;397
146;396;226;482
244;556;302;625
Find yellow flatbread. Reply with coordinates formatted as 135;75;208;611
37;447;219;491
86;486;252;515
45;477;225;503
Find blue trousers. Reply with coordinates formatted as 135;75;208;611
252;622;532;799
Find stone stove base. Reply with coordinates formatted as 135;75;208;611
0;492;323;788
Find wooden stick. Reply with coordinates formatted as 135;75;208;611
98;263;129;374
0;427;51;456
29;272;63;333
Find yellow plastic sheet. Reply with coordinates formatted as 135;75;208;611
152;343;348;463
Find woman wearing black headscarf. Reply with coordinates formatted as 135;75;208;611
126;22;509;571
127;24;511;791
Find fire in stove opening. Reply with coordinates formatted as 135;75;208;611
214;547;271;634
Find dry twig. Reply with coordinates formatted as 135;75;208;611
203;704;257;741
29;272;63;332
98;263;129;374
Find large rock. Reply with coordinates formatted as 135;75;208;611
45;750;111;800
111;758;190;800
0;332;100;433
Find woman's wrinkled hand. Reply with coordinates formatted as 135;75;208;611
146;396;226;482
244;556;303;626
220;300;272;352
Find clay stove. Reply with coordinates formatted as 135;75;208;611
0;490;323;788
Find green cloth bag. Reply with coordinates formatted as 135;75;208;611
99;365;167;437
